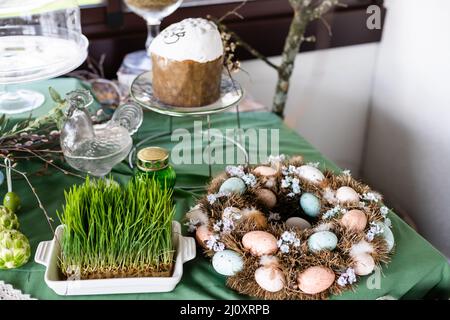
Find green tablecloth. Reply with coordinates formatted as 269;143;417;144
0;78;449;300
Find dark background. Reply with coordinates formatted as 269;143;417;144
80;0;385;78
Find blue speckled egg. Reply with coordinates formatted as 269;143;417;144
212;250;244;276
375;222;395;252
300;193;321;217
219;177;246;195
308;231;338;253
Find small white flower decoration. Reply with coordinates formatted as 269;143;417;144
337;268;357;287
366;222;384;241
342;169;352;176
206;234;225;252
362;192;382;203
277;231;301;254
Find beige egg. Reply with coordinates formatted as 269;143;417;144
255;266;285;292
297;165;325;184
195;225;213;248
255;189;277;209
297;266;335;295
242;231;278;256
336;186;360;204
341;210;367;232
353;253;375;276
254;166;277;177
286;217;311;230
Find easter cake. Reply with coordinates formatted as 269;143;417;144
148;18;224;107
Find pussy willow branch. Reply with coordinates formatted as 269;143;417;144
211;0;342;117
10;147;85;179
209;15;280;71
0;161;56;236
218;0;247;22
272;0;343;117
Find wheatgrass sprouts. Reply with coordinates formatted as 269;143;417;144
57;175;175;279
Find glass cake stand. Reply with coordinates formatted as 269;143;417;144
0;0;89;114
129;71;246;177
130;71;244;116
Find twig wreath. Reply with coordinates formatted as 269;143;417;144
186;155;394;300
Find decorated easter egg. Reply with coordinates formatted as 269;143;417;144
242;231;278;256
341;210;367;232
212;250;244;276
254;166;277;177
308;231;338;253
255;266;285;292
195;225;213;248
353;253;375;275
219;177;246;195
300;193;321;217
336;186;359;204
255;188;277;208
286;217;311;230
297;266;335;295
297;165;325;184
375;222;395;252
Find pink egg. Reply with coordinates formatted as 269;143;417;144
297;266;335;295
195;225;213;248
242;231;278;256
341;210;367;232
353;253;375;275
255;188;277;208
336;186;360;204
254;166;277;177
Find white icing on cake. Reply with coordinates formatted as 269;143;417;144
149;18;223;63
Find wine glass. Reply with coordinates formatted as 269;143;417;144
0;0;88;114
122;0;183;72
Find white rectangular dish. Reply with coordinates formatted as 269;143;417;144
34;221;196;296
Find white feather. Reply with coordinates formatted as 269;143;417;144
186;205;209;225
350;240;374;257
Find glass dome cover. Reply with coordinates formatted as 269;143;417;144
0;0;88;114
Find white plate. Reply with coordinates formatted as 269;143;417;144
35;221;196;296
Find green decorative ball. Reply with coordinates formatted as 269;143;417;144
3;192;21;213
0;229;31;269
0;205;19;232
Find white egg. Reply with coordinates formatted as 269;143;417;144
255;266;285;292
353;253;375;275
212;250;244;276
336;186;360;204
286;217;311;230
297;165;325;184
